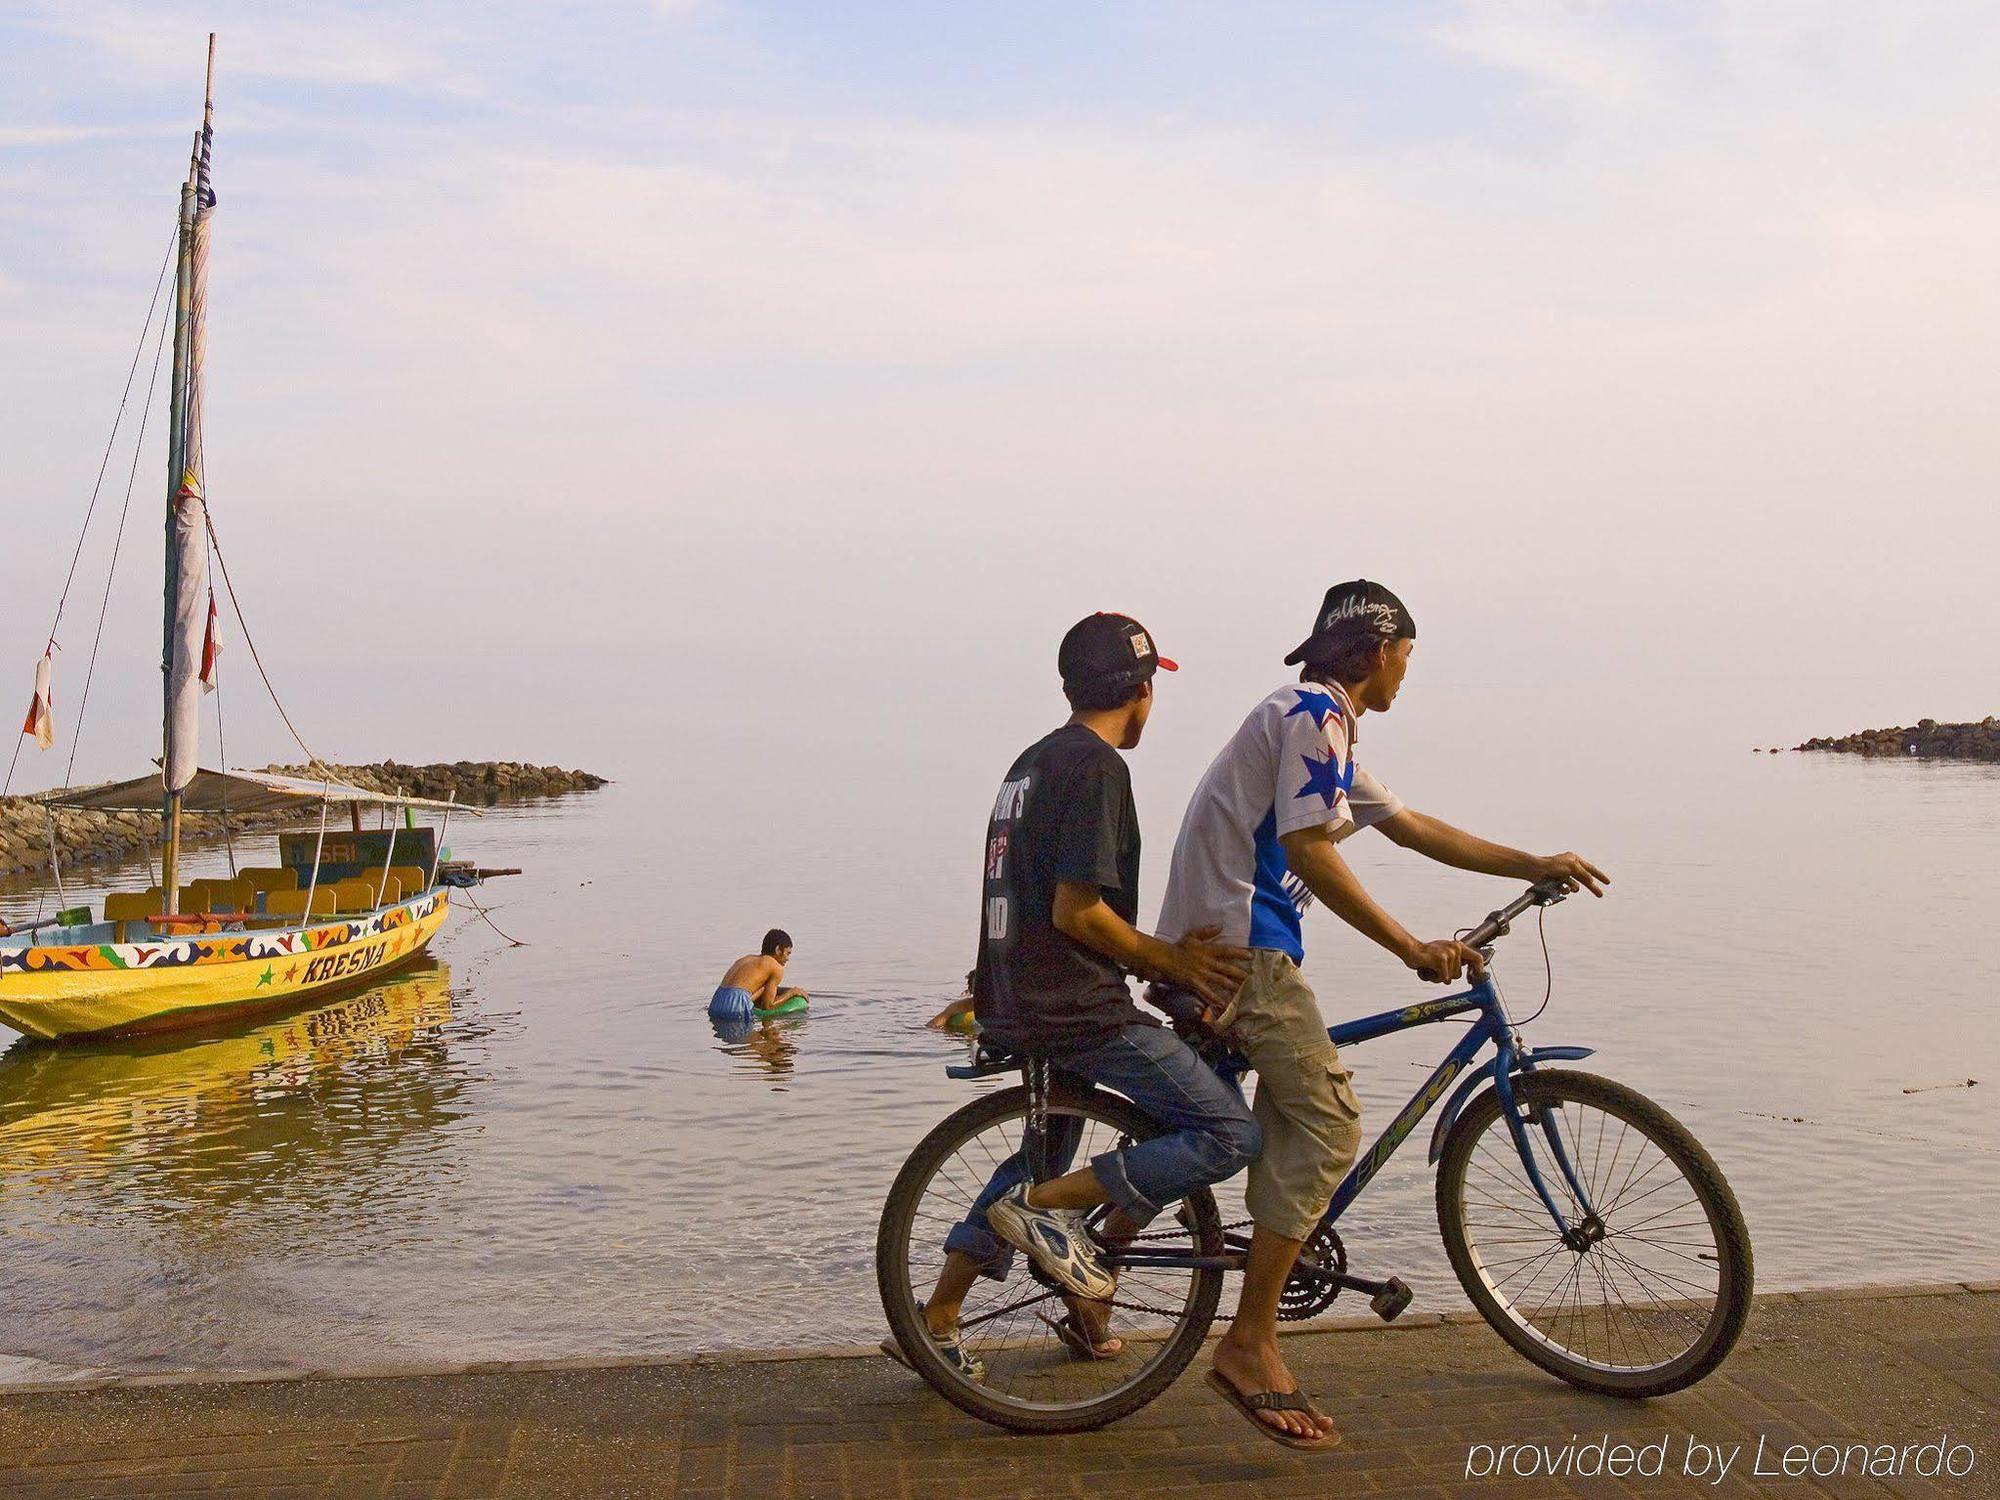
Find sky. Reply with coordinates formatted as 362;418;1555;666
3;1;1997;809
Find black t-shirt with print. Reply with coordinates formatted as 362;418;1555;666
972;723;1149;1052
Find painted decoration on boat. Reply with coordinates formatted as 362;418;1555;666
0;894;442;975
0;891;450;1042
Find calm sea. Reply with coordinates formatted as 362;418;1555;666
0;745;1994;1378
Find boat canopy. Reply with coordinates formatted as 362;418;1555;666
40;767;477;816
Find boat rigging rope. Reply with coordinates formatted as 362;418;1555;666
63;269;177;793
2;222;179;800
456;883;528;948
203;514;324;771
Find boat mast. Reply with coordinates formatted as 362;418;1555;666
161;34;215;913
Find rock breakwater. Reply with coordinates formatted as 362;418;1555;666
0;761;606;880
1796;718;2000;761
265;761;608;804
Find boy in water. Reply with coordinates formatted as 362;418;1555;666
926;971;977;1032
709;929;808;1020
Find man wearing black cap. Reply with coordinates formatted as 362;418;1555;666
905;613;1262;1373
1156;580;1609;1448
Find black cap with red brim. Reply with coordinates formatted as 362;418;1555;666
1059;612;1178;693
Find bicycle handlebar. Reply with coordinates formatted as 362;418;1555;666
1461;877;1573;952
1410;879;1572;982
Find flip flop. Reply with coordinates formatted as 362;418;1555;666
1037;1310;1124;1361
1203;1370;1340;1451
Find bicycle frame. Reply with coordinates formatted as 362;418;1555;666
902;879;1752;1415
1110;971;1601;1271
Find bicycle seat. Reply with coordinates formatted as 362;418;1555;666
1142;981;1208;1029
945;1037;1025;1080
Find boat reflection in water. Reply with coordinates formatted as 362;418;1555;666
0;960;464;1199
710;1013;806;1081
0;959;483;1373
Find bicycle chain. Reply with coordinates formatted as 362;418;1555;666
1128;1216;1253;1241
1096;1220;1334;1323
1103;1293;1236;1321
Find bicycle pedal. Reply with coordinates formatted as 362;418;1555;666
1370;1278;1413;1322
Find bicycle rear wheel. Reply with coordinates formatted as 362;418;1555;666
876;1081;1224;1433
1437;1069;1752;1397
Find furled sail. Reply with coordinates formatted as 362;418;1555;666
163;93;215;792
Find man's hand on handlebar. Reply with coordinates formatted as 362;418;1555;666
1156;924;1251;1015
1533;851;1610;897
1404;937;1488;985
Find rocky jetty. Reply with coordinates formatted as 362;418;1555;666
0;761;606;879
0;805;180;881
1795;718;2000;761
264;761;608;804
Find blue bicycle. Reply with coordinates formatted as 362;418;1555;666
877;880;1753;1432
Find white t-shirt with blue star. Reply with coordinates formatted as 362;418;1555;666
1156;681;1404;962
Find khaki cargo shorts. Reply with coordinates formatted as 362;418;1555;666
1214;949;1364;1242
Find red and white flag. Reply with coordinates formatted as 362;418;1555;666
199;590;221;693
20;650;54;750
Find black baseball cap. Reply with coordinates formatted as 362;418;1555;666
1283;580;1416;666
1059;612;1178;693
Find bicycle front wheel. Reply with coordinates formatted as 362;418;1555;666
876;1081;1224;1433
1437;1068;1752;1397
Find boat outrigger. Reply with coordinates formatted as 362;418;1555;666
0;41;490;1042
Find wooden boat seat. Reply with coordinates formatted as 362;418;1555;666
252;887;340;927
331;877;380;911
240;866;298;894
389;865;429;896
341;875;402;909
207;877;256;913
104;888;165;943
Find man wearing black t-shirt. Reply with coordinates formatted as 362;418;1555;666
910;613;1261;1370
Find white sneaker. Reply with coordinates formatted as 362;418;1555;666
987;1184;1116;1301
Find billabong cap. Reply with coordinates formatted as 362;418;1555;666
1283;580;1415;666
1059;612;1178;693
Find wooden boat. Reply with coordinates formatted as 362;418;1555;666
0;821;453;1041
0;42;484;1042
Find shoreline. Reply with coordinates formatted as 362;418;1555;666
0;761;607;881
1;1275;1991;1396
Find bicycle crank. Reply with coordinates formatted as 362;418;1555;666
1277;1226;1416;1323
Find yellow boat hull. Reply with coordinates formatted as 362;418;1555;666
0;891;449;1041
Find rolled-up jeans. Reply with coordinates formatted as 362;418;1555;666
943;1021;1261;1280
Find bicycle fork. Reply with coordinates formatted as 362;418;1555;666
1492;1034;1606;1249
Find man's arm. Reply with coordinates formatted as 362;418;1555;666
1377;809;1609;895
1051;882;1249;1011
754;958;784;1008
1278;825;1486;982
